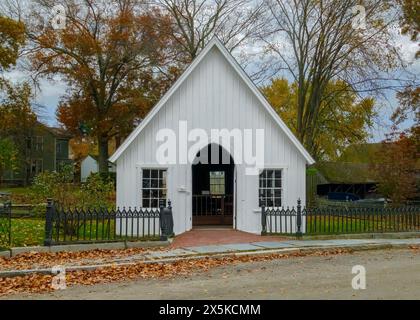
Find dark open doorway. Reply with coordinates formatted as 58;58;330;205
192;144;235;226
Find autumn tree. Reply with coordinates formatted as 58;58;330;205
25;0;176;173
0;138;19;185
398;0;419;58
157;0;265;64
261;0;404;158
392;0;419;134
262;78;376;160
371;131;418;205
0;14;25;73
0;13;37;185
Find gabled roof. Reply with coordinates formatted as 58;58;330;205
109;37;315;164
315;162;377;184
36;122;72;139
82;154;114;165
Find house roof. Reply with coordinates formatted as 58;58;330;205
109;37;315;164
83;154;114;165
315;162;377;184
37;122;72;139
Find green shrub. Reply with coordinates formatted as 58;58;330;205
80;173;115;209
30;164;75;207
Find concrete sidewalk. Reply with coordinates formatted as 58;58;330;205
153;237;420;258
1;237;419;278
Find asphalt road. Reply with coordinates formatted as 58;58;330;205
8;249;420;300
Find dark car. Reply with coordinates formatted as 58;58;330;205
327;192;360;201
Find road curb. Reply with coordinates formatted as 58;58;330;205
8;240;170;257
0;250;11;259
0;242;417;278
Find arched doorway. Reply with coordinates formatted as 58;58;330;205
192;144;235;226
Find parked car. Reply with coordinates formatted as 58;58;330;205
327;192;360;201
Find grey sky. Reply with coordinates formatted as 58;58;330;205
3;3;419;143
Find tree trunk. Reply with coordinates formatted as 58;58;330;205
98;135;109;174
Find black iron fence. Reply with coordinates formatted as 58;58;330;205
262;199;420;236
44;199;174;246
0;200;12;249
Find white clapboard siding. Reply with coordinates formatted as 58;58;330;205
113;39;312;235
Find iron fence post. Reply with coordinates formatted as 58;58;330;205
296;198;303;238
160;200;174;241
168;200;174;237
159;200;165;241
261;206;267;235
44;198;53;246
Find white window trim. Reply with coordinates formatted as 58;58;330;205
138;166;169;209
257;167;286;211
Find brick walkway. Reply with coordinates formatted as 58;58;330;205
170;228;288;248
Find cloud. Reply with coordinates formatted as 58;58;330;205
3;68;68;126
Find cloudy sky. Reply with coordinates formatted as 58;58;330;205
3;12;419;143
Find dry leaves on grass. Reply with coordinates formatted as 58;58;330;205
0;247;166;271
0;248;351;297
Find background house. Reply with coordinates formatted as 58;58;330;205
1;122;73;186
80;154;116;182
309;144;381;201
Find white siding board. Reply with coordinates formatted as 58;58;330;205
116;47;308;235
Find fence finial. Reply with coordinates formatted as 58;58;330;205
296;198;303;238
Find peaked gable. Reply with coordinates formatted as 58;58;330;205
110;37;315;164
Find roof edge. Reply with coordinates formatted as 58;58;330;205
110;37;315;165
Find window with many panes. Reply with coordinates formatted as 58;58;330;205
35;136;43;151
142;169;167;208
259;169;282;207
209;171;225;195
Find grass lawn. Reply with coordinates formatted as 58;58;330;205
306;214;418;234
4;217;159;248
0;187;31;195
10;218;45;247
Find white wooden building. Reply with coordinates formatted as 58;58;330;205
109;38;314;236
81;155;116;182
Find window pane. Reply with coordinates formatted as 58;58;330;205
142;189;150;198
151;179;159;188
275;170;282;179
210;171;225;195
275;179;282;188
143;170;150;178
142;199;150;207
151;170;158;178
142;179;150;188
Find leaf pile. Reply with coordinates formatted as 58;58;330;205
0;247;166;271
0;248;352;297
